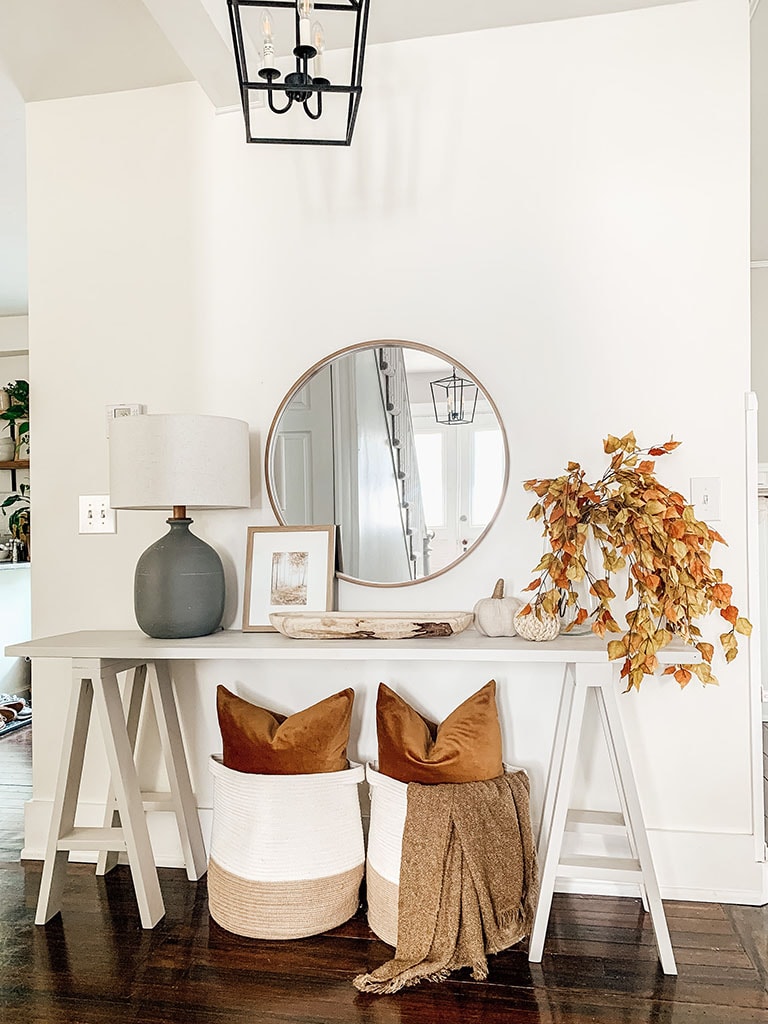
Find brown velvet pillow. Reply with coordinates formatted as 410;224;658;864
376;680;503;785
217;685;354;775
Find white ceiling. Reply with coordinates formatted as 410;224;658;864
0;0;758;317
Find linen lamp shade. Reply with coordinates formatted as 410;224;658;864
109;414;251;639
110;414;250;510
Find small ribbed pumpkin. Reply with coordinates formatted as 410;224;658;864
473;579;523;637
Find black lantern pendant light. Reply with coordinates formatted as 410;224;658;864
228;0;371;145
430;368;479;425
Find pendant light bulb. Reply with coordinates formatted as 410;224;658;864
312;21;325;53
297;0;313;46
312;21;325;78
260;9;275;69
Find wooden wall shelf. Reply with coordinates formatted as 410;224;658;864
0;460;29;471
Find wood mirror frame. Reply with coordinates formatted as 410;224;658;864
264;339;512;589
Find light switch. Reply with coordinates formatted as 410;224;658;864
690;477;721;522
79;495;117;534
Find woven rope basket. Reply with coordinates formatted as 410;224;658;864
364;762;527;947
364;765;408;946
208;756;365;939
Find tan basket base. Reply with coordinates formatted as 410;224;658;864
365;860;399;948
208;858;364;939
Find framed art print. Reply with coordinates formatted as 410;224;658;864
242;525;336;631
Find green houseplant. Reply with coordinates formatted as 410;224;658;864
521;432;750;690
1;484;29;554
0;379;29;460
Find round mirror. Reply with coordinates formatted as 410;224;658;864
265;340;509;586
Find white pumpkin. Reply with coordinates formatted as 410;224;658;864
473;579;523;637
513;608;561;642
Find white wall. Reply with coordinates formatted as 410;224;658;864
752;0;768;263
25;0;760;900
0;564;30;694
753;271;768;455
750;0;768;458
0;315;28;353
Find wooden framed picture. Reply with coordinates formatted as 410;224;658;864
242;525;336;632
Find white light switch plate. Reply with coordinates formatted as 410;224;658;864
79;495;117;534
690;477;721;521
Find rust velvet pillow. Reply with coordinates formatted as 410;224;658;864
376;680;503;785
217;685;354;775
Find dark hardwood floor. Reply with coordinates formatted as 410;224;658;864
1;727;767;1023
0;725;31;863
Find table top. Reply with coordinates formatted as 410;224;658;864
5;628;699;664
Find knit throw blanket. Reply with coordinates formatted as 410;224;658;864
353;770;539;994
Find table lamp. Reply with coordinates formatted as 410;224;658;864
109;414;251;639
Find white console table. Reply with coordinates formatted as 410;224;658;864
7;628;695;974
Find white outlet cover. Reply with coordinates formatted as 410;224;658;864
105;404;145;437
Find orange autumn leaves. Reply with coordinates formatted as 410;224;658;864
522;432;750;691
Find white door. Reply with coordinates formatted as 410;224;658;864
272;366;335;525
413;410;505;567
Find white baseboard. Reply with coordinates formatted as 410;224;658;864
21;798;768;906
553;878;767;905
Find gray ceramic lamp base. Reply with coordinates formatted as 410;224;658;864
134;518;225;639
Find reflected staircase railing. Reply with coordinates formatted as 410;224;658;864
376;346;432;579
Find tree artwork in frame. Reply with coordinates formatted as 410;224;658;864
242;525;336;632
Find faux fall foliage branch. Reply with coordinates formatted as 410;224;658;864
521;432;751;691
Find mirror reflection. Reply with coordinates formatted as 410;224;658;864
266;342;508;586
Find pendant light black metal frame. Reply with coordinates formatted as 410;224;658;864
430;368;479;425
228;0;371;146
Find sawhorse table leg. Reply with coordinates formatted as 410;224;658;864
36;657;206;930
528;663;676;975
149;660;207;881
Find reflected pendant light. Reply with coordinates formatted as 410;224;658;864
430;368;479;425
228;0;371;145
